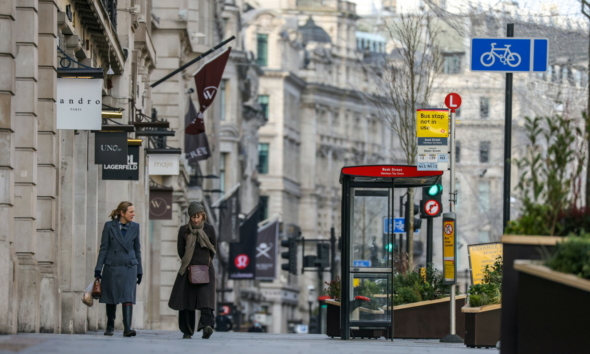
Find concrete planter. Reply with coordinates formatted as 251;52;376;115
500;235;562;354
515;261;590;354
462;304;501;348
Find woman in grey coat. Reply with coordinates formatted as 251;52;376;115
94;201;143;337
168;201;217;339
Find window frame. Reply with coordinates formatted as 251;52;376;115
257;34;268;67
257;143;270;174
479;141;490;163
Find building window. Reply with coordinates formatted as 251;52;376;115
455;141;461;163
257;34;268;66
455;107;461;118
258;196;269;222
479;141;490;163
219;153;227;194
478;230;490;243
443;54;462;74
478;180;490;213
220;79;227;121
480;97;490;118
258;143;269;174
258;95;269;120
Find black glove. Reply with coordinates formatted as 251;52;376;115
94;270;101;279
137;274;142;285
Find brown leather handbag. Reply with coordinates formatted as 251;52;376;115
91;278;102;299
188;258;211;284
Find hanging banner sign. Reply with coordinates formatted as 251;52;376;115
102;145;140;180
148;154;179;175
149;188;173;220
442;213;457;285
229;208;259;279
95;132;128;164
57;78;103;130
255;219;279;280
468;242;503;285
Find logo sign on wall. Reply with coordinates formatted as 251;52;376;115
57;78;103;130
149;188;173;220
95;132;128;164
102;145;140;180
148;154;179;175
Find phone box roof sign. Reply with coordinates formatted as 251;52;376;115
148;154;179;175
341;165;443;178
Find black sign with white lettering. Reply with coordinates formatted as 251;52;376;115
149;188;173;220
95;132;128;164
102;145;140;180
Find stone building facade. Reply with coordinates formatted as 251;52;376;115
243;0;395;332
0;0;265;334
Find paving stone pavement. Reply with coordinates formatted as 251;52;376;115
0;331;499;354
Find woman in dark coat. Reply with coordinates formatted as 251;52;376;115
94;201;143;337
169;201;217;339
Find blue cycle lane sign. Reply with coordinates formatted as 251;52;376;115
383;217;420;234
471;38;548;72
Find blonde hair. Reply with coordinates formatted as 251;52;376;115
109;201;133;220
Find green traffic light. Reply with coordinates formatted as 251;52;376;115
386;243;393;252
427;184;443;196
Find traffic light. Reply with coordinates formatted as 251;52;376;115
404;200;422;232
316;243;330;269
281;237;298;274
420;183;443;218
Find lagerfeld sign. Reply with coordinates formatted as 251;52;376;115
148;154;179;175
57;78;103;130
102;145;140;180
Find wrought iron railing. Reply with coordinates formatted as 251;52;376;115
101;0;117;31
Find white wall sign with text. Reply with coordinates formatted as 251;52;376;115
56;78;103;130
148;154;179;175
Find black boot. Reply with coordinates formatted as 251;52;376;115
122;304;136;337
104;304;116;336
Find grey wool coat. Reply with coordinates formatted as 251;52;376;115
95;219;143;304
168;223;217;311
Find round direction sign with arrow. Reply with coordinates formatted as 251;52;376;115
424;199;441;217
444;93;462;112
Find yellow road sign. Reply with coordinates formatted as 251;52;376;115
416;109;449;138
443;218;455;284
467;243;503;284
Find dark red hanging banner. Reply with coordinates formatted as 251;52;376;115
186;47;232;135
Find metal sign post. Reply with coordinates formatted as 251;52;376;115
440;103;463;343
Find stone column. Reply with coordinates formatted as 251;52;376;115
14;0;40;333
0;0;18;335
37;0;58;333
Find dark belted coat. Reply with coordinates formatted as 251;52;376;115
168;222;217;311
95;220;143;304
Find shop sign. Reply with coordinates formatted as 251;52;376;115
102;145;140;180
95;132;128;165
148;154;179;175
149;189;173;220
57;78;103;130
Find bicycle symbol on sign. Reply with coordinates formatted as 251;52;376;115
480;43;522;67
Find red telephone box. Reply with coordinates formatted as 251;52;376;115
339;165;443;340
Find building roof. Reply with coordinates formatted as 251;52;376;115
299;17;331;44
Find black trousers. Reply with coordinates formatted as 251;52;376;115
179;308;215;335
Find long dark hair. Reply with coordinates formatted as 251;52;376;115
109;201;133;220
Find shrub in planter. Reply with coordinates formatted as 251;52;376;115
546;235;590;279
324;276;341;301
468;256;502;307
393;263;449;306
